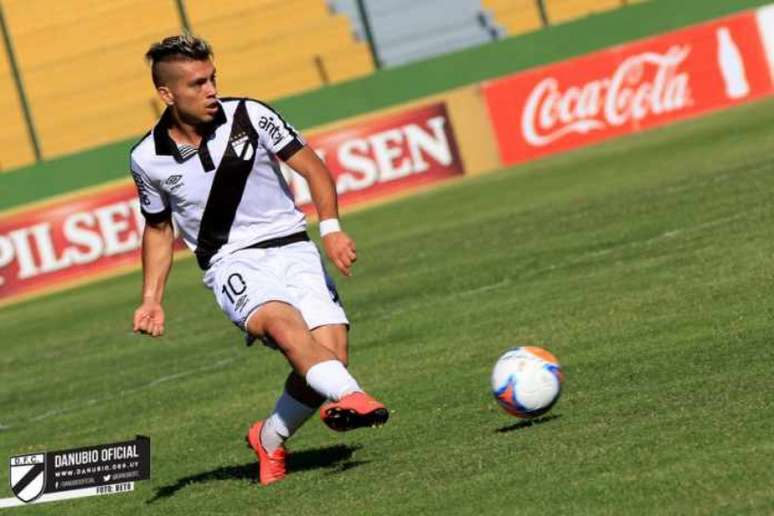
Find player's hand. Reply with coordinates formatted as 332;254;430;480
133;301;166;337
322;231;357;277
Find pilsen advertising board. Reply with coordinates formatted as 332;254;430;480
281;103;463;213
0;102;463;304
484;12;774;165
0;184;188;303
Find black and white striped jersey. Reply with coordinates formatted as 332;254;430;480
130;98;307;270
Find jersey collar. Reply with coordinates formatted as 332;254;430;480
152;102;227;169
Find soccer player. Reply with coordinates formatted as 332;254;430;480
129;34;388;485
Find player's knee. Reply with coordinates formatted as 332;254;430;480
262;317;310;353
246;302;300;338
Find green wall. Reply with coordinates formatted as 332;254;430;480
1;0;770;210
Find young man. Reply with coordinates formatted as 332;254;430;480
130;34;388;485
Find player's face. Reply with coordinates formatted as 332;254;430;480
161;59;218;125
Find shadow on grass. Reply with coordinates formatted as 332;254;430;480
495;414;561;433
147;444;363;503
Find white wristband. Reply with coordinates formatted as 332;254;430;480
319;218;342;237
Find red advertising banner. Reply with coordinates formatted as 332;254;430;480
0;102;463;305
0;183;187;304
281;102;464;213
484;12;773;165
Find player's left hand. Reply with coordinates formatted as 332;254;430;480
322;231;357;277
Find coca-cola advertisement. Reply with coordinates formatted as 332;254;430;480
281;102;464;213
484;12;773;165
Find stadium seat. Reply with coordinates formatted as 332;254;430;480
185;0;292;24
317;43;374;83
481;0;544;36
222;62;324;100
545;0;624;25
189;0;372;92
330;0;502;67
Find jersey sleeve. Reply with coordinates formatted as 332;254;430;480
246;101;306;161
130;157;171;224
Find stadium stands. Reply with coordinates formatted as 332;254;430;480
330;0;503;67
2;0;180;160
0;0;373;164
480;0;544;37
0;22;35;172
545;0;635;25
0;0;644;169
188;0;373;99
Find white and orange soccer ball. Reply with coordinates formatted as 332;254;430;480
491;346;563;418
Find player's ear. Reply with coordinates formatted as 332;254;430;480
157;86;174;107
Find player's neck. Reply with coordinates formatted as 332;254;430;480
167;108;206;147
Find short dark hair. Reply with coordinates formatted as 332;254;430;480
145;34;213;87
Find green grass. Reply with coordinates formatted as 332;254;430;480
2;98;774;515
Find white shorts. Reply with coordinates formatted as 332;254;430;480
203;241;348;341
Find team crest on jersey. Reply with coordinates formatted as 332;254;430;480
10;453;46;503
229;132;255;161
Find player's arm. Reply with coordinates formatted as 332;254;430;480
133;218;175;336
285;146;357;277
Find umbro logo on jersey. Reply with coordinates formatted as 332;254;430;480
165;174;184;191
230;133;255;161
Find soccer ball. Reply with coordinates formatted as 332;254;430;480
491;346;563;418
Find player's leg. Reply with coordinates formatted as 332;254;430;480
246;302;362;400
244;305;361;485
258;324;349;454
305;324;387;431
266;325;349;421
278;241;388;432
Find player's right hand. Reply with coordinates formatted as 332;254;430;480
133;301;165;337
322;231;357;277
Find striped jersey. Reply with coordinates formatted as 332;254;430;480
129;98;306;270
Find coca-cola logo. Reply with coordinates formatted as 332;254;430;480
522;45;693;146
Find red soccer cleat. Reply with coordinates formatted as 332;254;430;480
319;391;389;432
245;421;287;485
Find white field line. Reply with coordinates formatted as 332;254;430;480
5;355;239;429
370;212;749;321
579;212;747;261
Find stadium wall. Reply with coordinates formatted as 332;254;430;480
2;1;774;305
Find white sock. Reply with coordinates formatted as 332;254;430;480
305;360;362;402
260;390;317;453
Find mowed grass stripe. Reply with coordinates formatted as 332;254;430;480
1;98;773;514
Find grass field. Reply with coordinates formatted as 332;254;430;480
2;98;774;515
